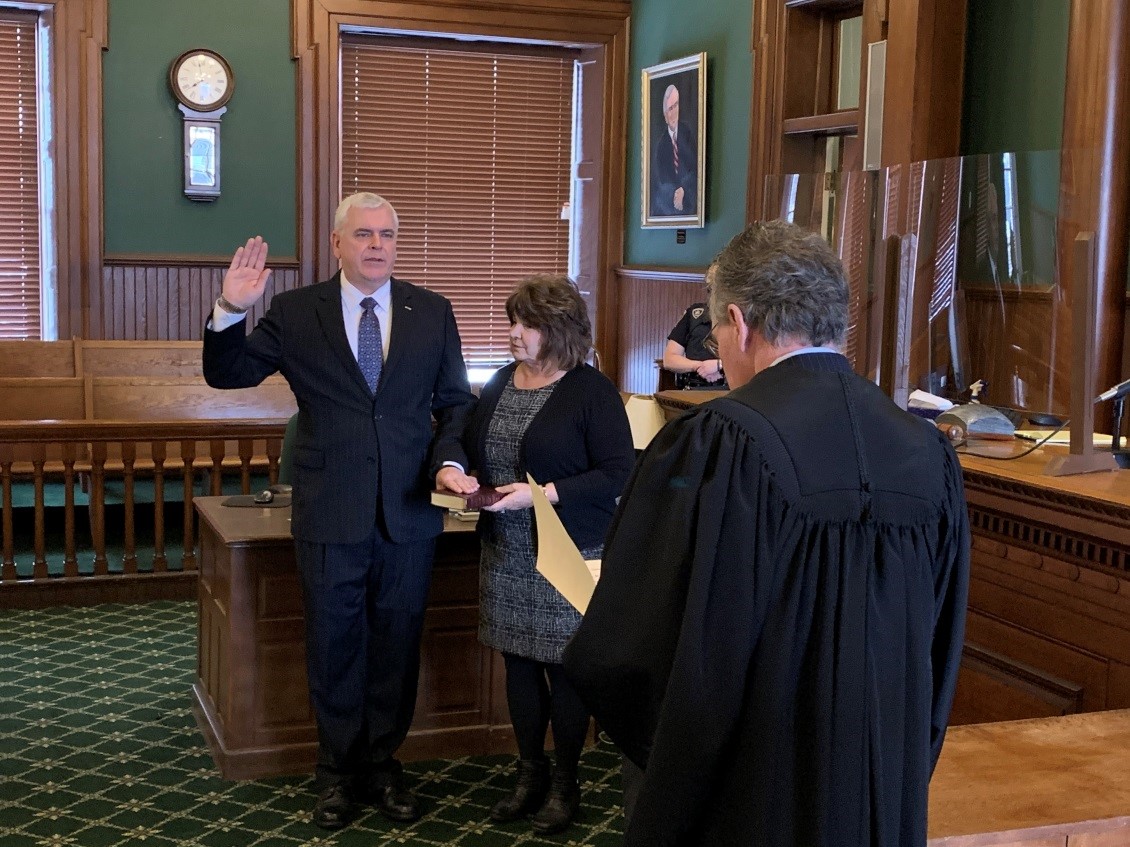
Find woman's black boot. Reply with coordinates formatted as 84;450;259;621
530;763;580;834
489;758;550;823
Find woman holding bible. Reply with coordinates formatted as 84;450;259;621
436;274;634;834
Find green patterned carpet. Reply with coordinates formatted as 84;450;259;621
0;602;627;846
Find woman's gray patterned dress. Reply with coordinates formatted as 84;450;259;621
479;374;602;663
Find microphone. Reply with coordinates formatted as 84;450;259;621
1095;377;1130;404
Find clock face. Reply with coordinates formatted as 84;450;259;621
170;50;233;111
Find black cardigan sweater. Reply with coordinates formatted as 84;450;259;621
462;363;636;550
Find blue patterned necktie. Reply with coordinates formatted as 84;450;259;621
358;296;383;393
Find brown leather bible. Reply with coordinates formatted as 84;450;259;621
430;485;504;511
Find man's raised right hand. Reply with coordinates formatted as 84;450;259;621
223;237;273;309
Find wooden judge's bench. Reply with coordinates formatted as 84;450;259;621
655;391;1130;725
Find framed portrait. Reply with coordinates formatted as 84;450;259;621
641;53;706;229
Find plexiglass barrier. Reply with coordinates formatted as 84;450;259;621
764;149;1109;425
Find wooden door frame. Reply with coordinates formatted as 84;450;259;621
291;0;630;379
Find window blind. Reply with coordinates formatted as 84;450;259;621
340;36;574;367
0;10;41;339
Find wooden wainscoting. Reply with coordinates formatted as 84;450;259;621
614;266;707;394
950;450;1130;726
97;255;304;341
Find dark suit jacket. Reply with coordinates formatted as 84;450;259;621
203;274;474;545
650;122;697;216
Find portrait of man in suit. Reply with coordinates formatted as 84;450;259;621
642;55;706;228
202;193;477;830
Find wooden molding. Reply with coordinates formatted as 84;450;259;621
962;642;1084;714
292;0;629;375
1052;0;1130;423
782;109;859;136
961;284;1056;304
41;0;109;339
103;253;300;269
880;0;967;166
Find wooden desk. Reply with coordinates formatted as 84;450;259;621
653;392;1130;724
192;497;512;780
954;444;1130;724
928;709;1130;845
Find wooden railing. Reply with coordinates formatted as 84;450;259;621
0;419;287;587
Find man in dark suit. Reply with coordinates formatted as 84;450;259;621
203;193;478;829
650;83;697;217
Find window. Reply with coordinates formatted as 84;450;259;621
340;36;575;380
0;7;54;340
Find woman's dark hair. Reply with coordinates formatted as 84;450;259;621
506;274;592;371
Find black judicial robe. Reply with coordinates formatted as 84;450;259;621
564;352;970;847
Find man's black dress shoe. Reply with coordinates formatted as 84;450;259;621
312;783;354;830
358;769;422;823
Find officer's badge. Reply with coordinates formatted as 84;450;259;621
691;307;705;319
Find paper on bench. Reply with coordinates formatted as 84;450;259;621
624;394;667;450
528;473;598;613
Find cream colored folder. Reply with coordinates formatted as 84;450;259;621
528;473;600;613
624;394;667;450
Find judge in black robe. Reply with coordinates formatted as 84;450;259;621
564;220;970;847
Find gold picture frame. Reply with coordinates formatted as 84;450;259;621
641;53;706;229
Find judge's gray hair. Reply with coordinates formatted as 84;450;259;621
334;192;400;232
709;220;848;348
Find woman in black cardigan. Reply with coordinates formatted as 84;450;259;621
436;275;635;834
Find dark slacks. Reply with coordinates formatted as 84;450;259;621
294;526;435;789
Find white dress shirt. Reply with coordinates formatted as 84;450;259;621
209;273;392;361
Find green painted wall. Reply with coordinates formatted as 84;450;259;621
103;0;295;256
961;0;1069;155
98;0;1072;267
624;0;752;267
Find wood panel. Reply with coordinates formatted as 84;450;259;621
88;376;296;421
0;341;76;376
1054;0;1130;425
1070;831;1130;847
614;266;707;393
882;0;968;166
963;285;1058;415
95;260;303;341
950;639;1085;726
954;448;1130;724
52;0;107;340
193;499;509;779
928;710;1130;846
0;378;85;420
79;340;204;377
